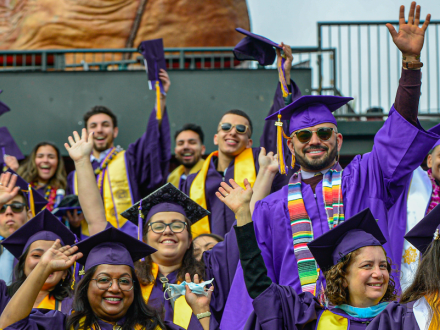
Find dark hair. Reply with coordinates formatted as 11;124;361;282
7;245;72;301
135;217;205;286
221;109;253;137
193;233;224;243
66;266;164;330
17;142;67;190
401;240;440;328
174;124;204;144
324;246;397;306
83;106;118;128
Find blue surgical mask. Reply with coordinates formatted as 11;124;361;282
165;278;214;303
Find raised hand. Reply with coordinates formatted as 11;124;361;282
258;147;279;175
386;2;430;56
3;155;19;172
40;240;83;273
65;128;93;162
184;273;213;316
276;42;293;81
215;178;252;215
159;69;171;94
0;172;20;205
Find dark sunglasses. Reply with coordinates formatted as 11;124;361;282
219;123;249;135
293;127;335;143
0;202;27;214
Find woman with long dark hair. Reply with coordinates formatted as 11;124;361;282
65;129;241;329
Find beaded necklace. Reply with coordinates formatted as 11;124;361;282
31;182;57;211
94;146;123;176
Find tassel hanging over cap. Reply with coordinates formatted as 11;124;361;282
277;55;290;98
156;81;162;121
138;201;145;262
28;184;35;217
276;114;288;175
434;228;439;241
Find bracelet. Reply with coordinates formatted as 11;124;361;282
196;311;211;320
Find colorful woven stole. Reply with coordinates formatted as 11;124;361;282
288;165;344;294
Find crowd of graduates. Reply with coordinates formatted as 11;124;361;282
0;2;439;329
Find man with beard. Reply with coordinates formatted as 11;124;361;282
167;123;206;190
66;69;171;239
220;3;440;329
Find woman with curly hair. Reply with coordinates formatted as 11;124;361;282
218;178;397;330
367;204;440;330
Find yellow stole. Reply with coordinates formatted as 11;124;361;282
189;148;256;237
74;151;133;236
72;316;153;330
317;310;348;330
426;294;439;330
140;263;193;329
37;294;56;310
167;159;205;188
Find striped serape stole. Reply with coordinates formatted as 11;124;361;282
289;167;344;295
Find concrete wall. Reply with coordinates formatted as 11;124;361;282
0;69;312;155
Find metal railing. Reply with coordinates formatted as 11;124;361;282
318;20;440;115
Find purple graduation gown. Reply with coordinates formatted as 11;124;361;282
250;283;375;330
365;301;419;330
221;106;440;329
66;109;171;239
146;221;240;330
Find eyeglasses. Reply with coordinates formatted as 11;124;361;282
293;127;335;143
148;221;187;234
219;123;250;135
91;276;134;292
0;203;27;214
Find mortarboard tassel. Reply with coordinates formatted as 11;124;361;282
276;114;288;175
71;261;77;290
277;55;290;98
138;201;145;262
28;184;35;217
156;81;162;121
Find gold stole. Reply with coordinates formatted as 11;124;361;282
317;310;348;330
140;263;193;329
37;294;56;310
72;317;149;330
74;151;133;236
189;148;256;237
167;159;205;188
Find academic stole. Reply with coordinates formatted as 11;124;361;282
317;310;348;330
140;263;193;329
189;149;257;237
37;294;56;309
74;151;133;236
288;167;344;294
167;159;205;188
73;318;151;330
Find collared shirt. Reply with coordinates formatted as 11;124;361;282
301;168;330;180
90;148;112;164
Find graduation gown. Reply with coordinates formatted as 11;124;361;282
365;301;421;330
66;109;171;239
221;106;440;328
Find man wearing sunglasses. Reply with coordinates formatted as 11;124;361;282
222;3;440;328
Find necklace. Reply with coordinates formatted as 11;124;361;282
31;182;57;211
94;146;123;176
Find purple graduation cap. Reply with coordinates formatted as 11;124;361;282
73;226;156;271
0;91;10;117
265;95;353;174
0;127;24;162
404;204;440;254
5;168;48;217
138;38;167;121
52;194;81;217
307;208;387;272
120;183;210;240
233;28;282;66
2;209;75;259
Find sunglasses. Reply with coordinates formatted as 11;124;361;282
219;123;250;135
293;127;335;143
0;202;27;214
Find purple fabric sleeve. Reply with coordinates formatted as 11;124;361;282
394;68;421;126
0;280;10;314
4;309;67;330
365;302;418;330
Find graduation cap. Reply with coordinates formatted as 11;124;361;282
233;28;282;66
52;194;81;217
0;91;10;117
405;204;440;254
2;209;76;259
74;226;156;271
265;95;353;175
307;208;386;272
120;183;210;240
138;38;167;121
5;168;48;217
0;127;24;162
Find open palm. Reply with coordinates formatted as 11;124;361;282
41;240;83;273
64;128;93;162
216;178;252;215
258;147;279;175
0;172;20;205
386;2;430;56
184;273;213;315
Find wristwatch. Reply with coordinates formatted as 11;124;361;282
402;60;423;69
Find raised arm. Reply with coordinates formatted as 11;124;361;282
155;69;170;123
0;172;20;205
65;129;107;235
0;240;81;329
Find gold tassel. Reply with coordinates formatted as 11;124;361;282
156;81;162;121
71;261;77;290
276;114;286;175
28;184;35;217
